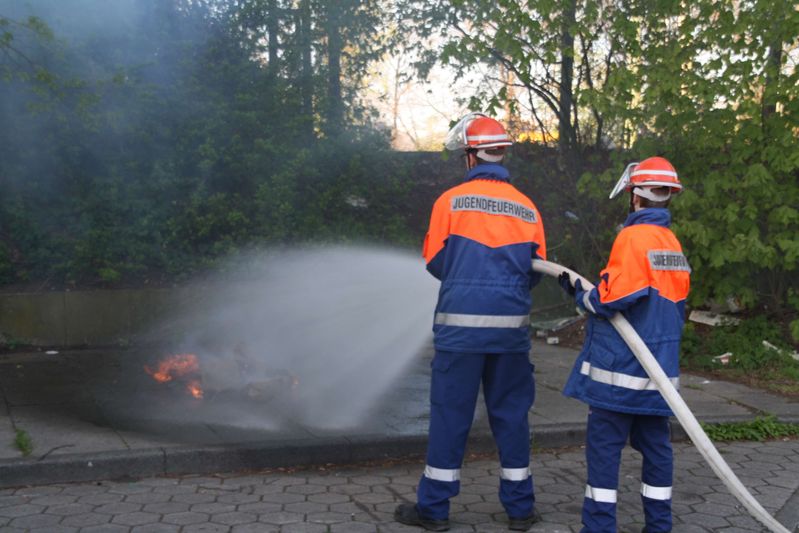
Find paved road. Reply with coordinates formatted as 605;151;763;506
0;439;796;533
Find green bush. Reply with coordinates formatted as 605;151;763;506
681;317;799;386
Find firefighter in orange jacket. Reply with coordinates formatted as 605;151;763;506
394;113;546;532
558;157;690;533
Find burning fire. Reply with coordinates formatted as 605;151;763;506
186;379;204;399
144;353;204;399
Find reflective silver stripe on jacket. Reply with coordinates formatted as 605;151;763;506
580;362;679;391
424;465;460;482
434;313;529;328
585;485;617;503
581;291;596;313
499;467;531;481
641;483;672;500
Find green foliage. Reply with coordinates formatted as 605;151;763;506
573;0;799;322
13;428;33;456
0;1;410;288
681;317;799;394
701;416;799;442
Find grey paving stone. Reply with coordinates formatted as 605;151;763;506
279;522;330;532
153;484;197;495
108;484;154;495
260;492;306;504
352;491;396;504
123;491;173;504
329;501;364;514
190;502;237;514
0;495;29;507
95;501;143;514
182;524;230;532
236;501;283;514
162;511;210;525
139;477;182;487
221;475;268;487
8;512;63;529
231;523;280;533
286;483;327;495
61;512;112;527
0;502;45;518
80;525;129;533
691;501;742;517
209;510;258;525
306;474;349;487
330;483;371;495
307;491;351;504
330;521;379;532
131;525;182;533
351;475;391;486
679;511;732;530
284;500;329;514
77;492;125;504
217;492;260;504
266;476;308;488
464;500;504;514
111;510;161;526
16;486;63;497
171;492;218;504
179;476;225;486
143;501;192;514
258;510;304;525
30;494;78;506
305;510;352;524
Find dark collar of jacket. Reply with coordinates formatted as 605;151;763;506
464;163;510;183
623;207;672;228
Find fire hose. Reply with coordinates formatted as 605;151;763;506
532;259;790;533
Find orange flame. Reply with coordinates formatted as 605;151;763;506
186;379;204;399
144;353;204;399
144;353;200;383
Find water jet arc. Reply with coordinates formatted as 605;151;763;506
532;259;790;533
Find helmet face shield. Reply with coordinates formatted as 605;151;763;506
445;112;486;151
610;157;683;201
609;162;638;199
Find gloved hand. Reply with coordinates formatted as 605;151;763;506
558;271;576;296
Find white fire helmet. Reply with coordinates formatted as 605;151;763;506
609;156;683;201
445;112;512;162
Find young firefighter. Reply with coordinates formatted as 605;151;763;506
558;156;690;533
394;113;546;532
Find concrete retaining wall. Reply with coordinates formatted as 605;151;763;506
0;288;198;347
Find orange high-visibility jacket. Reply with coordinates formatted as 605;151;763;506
423;163;546;353
563;208;690;415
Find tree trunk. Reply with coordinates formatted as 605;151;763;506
298;0;314;141
266;0;279;74
558;0;578;166
761;42;783;125
324;2;343;136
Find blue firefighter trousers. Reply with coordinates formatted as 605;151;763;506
416;351;536;520
581;407;673;533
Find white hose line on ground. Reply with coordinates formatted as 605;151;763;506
532;259;790;533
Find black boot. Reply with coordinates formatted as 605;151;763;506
394;503;450;531
508;509;541;531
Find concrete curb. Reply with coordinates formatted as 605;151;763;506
3;415;797;488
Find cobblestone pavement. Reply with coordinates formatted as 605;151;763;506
0;439;797;533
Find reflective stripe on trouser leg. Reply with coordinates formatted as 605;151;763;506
581;407;633;533
483;353;536;519
417;351;484;520
631;414;673;533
